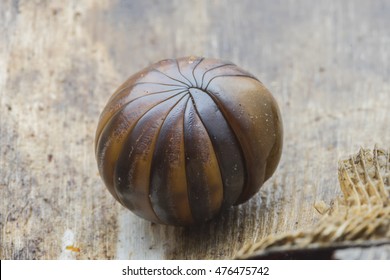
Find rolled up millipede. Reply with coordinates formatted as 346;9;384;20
95;56;283;226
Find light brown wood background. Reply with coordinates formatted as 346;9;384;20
1;0;389;259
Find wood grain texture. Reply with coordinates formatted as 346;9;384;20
1;0;389;259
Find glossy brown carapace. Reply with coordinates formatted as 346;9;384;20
95;56;283;226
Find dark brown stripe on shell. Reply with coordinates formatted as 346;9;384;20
183;98;224;223
188;88;245;207
149;95;193;225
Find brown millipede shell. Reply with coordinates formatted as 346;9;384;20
95;56;283;226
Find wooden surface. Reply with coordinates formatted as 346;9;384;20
1;0;389;260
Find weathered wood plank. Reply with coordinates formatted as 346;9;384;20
1;0;389;259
